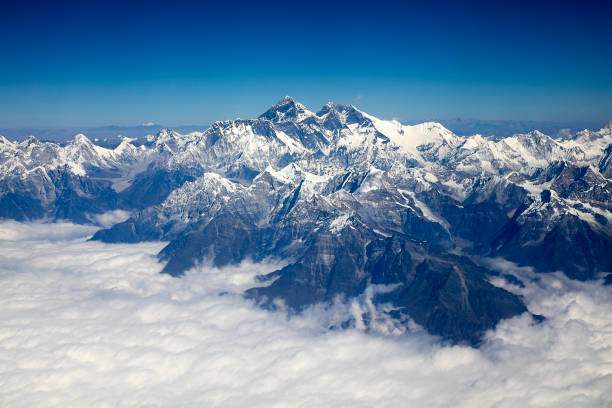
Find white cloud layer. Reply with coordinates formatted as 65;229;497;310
87;209;132;228
0;221;611;407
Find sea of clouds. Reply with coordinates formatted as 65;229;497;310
0;220;611;407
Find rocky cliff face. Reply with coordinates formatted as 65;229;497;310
2;97;611;345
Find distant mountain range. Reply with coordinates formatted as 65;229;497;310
1;118;607;144
0;124;208;146
407;118;607;138
1;96;611;346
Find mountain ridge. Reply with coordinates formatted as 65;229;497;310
1;97;611;345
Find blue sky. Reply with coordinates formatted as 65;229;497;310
0;0;611;127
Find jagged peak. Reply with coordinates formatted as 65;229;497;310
157;128;177;136
0;135;12;145
315;102;370;129
278;95;296;105
529;129;548;137
316;102;359;116
20;135;41;146
571;122;612;141
154;128;184;140
113;137;137;153
509;129;547;138
511;130;556;145
73;133;94;145
259;96;313;122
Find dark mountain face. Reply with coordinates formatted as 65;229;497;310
598;144;612;178
1;99;611;346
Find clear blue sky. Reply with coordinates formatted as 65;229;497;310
1;0;611;127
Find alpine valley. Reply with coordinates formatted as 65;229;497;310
2;97;611;346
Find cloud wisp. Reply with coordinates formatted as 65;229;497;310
0;221;611;407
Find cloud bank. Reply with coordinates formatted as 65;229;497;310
0;221;611;407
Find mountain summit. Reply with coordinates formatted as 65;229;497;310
1;98;611;345
259;96;314;122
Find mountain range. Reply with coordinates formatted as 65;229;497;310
1;96;611;345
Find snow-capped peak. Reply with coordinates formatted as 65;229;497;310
315;102;370;129
358;113;459;160
20;135;41;147
259;96;314;122
73;133;93;145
